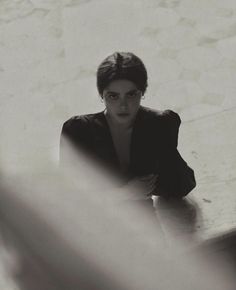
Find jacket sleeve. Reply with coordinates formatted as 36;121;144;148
60;119;72;169
60;118;76;170
59;116;89;171
154;110;196;198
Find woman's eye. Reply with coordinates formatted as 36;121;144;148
108;94;119;100
127;93;136;98
127;91;140;98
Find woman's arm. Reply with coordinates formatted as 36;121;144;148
154;110;196;199
60;117;82;167
60;116;92;170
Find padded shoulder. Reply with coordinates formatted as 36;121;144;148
63;114;91;128
142;107;181;148
161;109;181;127
61;113;97;136
140;106;181;124
162;110;181;148
60;114;97;164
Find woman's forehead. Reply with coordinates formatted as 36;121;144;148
104;79;138;93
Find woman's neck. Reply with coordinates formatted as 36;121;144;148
104;110;134;132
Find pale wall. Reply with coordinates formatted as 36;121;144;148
0;0;236;194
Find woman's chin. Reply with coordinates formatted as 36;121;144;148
115;116;133;125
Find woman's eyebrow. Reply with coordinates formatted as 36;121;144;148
127;89;138;93
105;89;137;94
106;91;119;94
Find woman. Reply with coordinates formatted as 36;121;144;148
60;52;196;200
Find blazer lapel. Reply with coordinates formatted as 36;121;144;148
130;106;161;176
93;111;120;168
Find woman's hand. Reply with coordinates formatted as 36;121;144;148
122;174;158;200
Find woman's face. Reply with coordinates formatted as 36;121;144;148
102;79;142;125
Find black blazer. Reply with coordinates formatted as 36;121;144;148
60;106;196;198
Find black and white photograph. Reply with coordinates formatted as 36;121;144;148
0;1;236;289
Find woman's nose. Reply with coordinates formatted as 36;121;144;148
119;96;128;108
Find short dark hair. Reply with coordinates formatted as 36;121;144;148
96;52;148;96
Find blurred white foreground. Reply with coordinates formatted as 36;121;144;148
0;142;235;290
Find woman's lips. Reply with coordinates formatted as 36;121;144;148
117;113;130;117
